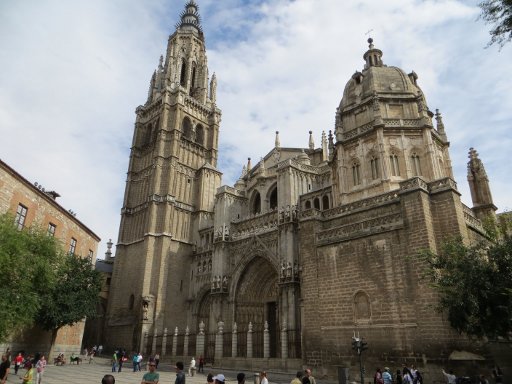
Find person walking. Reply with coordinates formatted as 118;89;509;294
111;351;118;373
21;362;34;384
175;362;185;384
188;357;196;376
0;354;10;384
382;368;392;384
260;371;268;384
291;371;303;384
102;374;115;384
36;355;47;384
198;356;204;373
304;369;316;384
213;374;226;384
154;353;160;369
141;361;159;384
237;373;246;384
14;352;23;375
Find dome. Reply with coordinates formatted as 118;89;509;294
339;39;421;111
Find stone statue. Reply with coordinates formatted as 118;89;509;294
142;302;149;320
248;322;253;332
199;321;205;335
222;276;228;290
286;262;292;278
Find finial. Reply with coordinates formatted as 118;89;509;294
367;37;374;49
308;131;314;150
247;157;252;172
275;131;280;148
159;55;164;69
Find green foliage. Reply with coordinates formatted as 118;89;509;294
0;213;63;341
479;0;512;48
35;253;102;332
0;213;102;345
420;235;512;338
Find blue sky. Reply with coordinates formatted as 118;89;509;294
0;0;510;258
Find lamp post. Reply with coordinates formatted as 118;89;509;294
351;333;368;384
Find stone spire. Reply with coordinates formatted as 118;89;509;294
105;239;113;261
363;38;383;69
321;131;328;162
467;147;496;220
247;157;252;173
210;73;217;104
275;131;280;148
176;0;203;35
308;131;315;150
435;109;447;141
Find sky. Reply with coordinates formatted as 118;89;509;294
1;0;511;259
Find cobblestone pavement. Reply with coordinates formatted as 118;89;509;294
4;358;296;384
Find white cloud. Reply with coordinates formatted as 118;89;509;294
0;0;510;258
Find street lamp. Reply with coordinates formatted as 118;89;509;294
351;332;368;384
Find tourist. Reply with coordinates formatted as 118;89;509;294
154;353;160;369
291;371;303;384
89;349;95;364
403;368;413;384
492;367;503;384
14;352;23;375
141;361;159;384
102;374;116;384
133;353;139;372
98;345;103;356
4;349;10;362
188;357;196;376
118;351;125;372
442;369;456;384
36;355;47;384
207;373;214;384
382;367;392;384
136;352;143;371
111;351;118;372
374;368;384;384
198;355;204;373
237;372;246;384
260;371;268;384
396;370;403;384
21;362;34;384
0;354;10;384
479;375;489;384
175;361;185;384
304;369;316;384
214;373;226;384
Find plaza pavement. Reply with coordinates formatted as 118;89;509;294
4;357;299;384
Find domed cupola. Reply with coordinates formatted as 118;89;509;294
363;38;383;68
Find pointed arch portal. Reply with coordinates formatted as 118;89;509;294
234;256;279;357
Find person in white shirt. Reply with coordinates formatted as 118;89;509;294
260;371;268;384
442;369;457;384
188;357;196;376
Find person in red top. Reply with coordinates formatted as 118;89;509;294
14;353;23;375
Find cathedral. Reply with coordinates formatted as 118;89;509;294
105;0;497;374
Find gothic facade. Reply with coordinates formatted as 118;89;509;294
105;1;497;373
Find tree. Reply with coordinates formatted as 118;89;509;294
479;0;512;48
421;232;512;339
35;253;102;357
0;213;63;342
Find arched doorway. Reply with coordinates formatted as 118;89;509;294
234;256;279;357
197;292;215;363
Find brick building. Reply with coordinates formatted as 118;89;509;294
105;0;500;376
0;158;100;356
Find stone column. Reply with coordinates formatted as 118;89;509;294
172;327;178;357
196;321;205;358
184;326;190;358
215;321;224;361
281;320;288;359
162;327;168;356
231;322;238;358
152;329;158;355
247;322;253;358
263;321;270;358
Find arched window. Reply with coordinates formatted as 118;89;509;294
322;195;329;210
370;156;380;180
352;161;361;186
354;291;371;322
269;186;278;210
190;63;197;95
252;192;261;214
314;198;320;210
180;58;187;86
143;123;152;146
196;124;204;145
129;294;135;310
411;153;421;176
305;200;311;209
182;117;192;139
390;153;400;176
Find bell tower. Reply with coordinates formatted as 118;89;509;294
105;0;222;350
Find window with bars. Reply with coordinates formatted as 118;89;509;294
14;204;28;230
47;223;56;237
88;249;94;258
69;238;77;255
